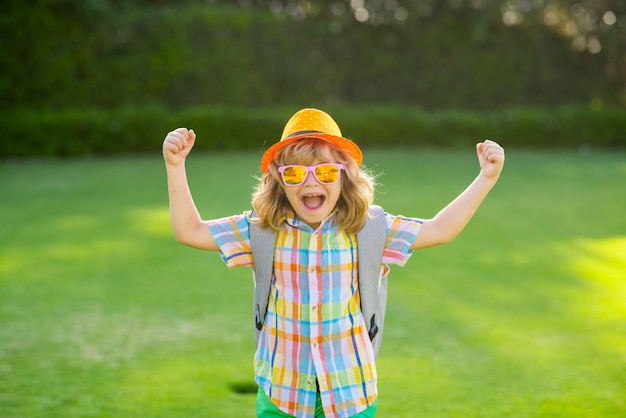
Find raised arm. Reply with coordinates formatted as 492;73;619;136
411;140;505;250
163;128;219;251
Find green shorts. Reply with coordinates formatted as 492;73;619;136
256;387;378;417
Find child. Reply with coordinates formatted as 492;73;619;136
162;108;505;418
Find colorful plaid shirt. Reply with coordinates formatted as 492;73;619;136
208;210;422;418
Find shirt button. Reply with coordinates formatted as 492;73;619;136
312;306;317;312
309;267;316;274
313;342;318;349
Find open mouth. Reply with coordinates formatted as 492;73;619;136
302;194;326;210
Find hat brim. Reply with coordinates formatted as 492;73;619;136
261;133;363;173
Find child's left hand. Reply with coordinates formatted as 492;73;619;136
476;140;505;180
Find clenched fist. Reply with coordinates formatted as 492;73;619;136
163;128;196;166
476;140;505;180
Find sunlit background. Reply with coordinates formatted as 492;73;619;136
1;1;625;417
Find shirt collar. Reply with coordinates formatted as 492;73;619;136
283;211;337;232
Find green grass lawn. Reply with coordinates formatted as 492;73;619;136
1;148;624;417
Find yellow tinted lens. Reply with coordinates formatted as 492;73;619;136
315;164;339;183
282;166;307;184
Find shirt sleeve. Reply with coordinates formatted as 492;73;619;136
207;211;253;268
382;212;423;266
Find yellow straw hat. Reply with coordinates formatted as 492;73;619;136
260;108;363;173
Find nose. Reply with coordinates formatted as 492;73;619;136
302;170;319;186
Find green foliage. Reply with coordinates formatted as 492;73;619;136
1;105;623;158
1;1;623;157
0;2;621;111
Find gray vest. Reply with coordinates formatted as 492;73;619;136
249;205;388;357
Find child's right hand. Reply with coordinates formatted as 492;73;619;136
163;128;196;166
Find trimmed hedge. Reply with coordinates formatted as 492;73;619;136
1;105;623;159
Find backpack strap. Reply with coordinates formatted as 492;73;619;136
249;206;388;355
249;211;277;347
357;205;387;357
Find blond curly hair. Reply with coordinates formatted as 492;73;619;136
251;138;376;234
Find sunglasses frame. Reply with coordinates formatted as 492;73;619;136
277;163;345;186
